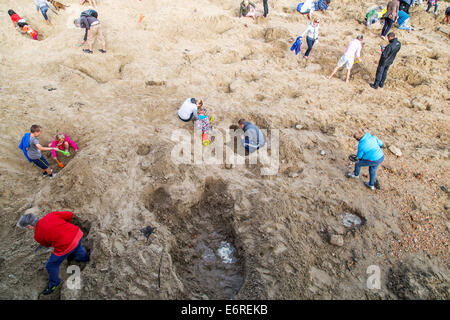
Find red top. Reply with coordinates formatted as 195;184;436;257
10;13;21;23
34;211;84;256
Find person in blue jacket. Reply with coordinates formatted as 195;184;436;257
238;118;265;153
347;131;385;190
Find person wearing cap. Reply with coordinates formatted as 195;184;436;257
17;211;89;295
301;18;320;59
346;131;384;190
238;118;265;153
178;98;203;122
327;35;363;83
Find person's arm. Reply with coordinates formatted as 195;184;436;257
301;25;310;38
380;43;392;64
239;4;244;17
65;135;78;151
375;136;383;148
50;140;57;158
356;143;365;160
249;2;256;8
36;143;57;152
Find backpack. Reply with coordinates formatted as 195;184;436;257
80;9;98;18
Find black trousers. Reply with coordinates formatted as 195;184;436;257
374;63;391;88
263;0;269;17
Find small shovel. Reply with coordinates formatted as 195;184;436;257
55;159;64;168
55;149;70;156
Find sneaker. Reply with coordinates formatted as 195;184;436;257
41;283;61;295
98;49;106;53
83;49;93;54
42;172;48;177
346;173;359;179
49;171;56;179
364;182;375;190
370;84;378;89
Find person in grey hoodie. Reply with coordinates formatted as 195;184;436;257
74;14;106;54
238;118;265;153
301;18;320;59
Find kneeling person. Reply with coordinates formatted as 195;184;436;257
238;118;265;153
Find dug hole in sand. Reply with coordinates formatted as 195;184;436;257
0;0;449;299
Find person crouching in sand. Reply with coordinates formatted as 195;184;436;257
17;212;89;295
239;0;263;20
178;98;203;122
48;133;79;161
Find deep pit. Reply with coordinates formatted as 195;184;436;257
148;178;245;299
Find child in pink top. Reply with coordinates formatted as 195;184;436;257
47;133;78;159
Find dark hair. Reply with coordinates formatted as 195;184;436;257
238;119;246;126
30;125;41;133
8;9;15;16
356;35;363;40
387;32;395;39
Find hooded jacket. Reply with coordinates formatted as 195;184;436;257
356;133;384;161
242;122;265;152
34;211;83;256
79;16;99;41
18;133;32;162
379;37;401;66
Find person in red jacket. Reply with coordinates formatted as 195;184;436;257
17;211;89;295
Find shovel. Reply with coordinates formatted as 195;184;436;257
55;149;70;156
55;158;64;168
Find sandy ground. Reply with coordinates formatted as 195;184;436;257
0;0;449;299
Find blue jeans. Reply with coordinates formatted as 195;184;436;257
353;155;384;186
45;239;89;288
381;18;393;37
304;37;315;57
39;5;49;20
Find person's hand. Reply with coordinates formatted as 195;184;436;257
75;149;78;153
240;135;244;140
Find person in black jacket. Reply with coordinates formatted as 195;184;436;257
370;33;401;89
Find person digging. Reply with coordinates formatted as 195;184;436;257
17;211;89;295
346;131;385;190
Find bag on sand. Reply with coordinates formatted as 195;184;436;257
80;9;98;18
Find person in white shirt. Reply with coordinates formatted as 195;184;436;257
327;35;363;83
178;98;203;122
301;18;320;59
